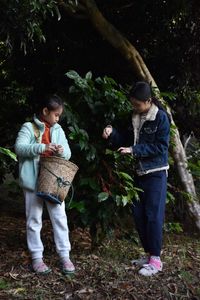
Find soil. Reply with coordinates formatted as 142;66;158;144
0;182;200;299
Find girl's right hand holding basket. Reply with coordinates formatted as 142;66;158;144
45;143;57;152
45;143;64;154
55;145;64;154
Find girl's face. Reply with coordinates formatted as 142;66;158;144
130;97;151;114
42;105;63;126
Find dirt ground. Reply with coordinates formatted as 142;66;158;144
0;214;200;300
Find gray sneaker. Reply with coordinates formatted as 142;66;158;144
131;256;149;267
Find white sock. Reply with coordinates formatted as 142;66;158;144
150;256;160;261
60;256;70;263
32;258;43;267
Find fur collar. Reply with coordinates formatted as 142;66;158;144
132;103;158;145
132;103;158;124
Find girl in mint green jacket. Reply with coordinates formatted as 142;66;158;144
15;94;75;275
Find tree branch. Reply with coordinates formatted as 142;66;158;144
57;0;88;19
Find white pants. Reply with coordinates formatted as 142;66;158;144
24;189;71;260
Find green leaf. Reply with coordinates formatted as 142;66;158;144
122;195;129;206
80;177;99;190
0;278;10;290
66;70;79;80
117;172;133;181
115;195;122;206
160;91;176;101
98;192;109;202
166;191;176;204
0;147;17;161
68;200;86;213
85;71;92;80
105;149;114;155
79;140;85;150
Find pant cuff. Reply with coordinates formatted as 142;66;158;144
58;251;70;259
31;252;43;260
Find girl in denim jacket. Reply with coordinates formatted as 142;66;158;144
102;82;170;276
15;95;75;275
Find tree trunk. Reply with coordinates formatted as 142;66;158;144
60;0;200;230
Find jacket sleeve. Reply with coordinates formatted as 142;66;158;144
132;112;170;158
15;123;46;158
55;128;71;160
108;126;134;150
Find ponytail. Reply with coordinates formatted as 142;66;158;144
151;97;171;123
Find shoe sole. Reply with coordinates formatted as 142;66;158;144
131;261;149;267
62;270;75;276
30;265;52;275
35;268;52;275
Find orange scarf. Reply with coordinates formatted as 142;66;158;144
41;121;54;157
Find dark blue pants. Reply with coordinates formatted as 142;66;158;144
132;170;167;256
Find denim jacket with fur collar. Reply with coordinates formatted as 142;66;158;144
109;104;170;175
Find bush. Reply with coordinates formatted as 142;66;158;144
63;71;140;242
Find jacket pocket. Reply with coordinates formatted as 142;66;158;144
141;126;157;143
143;126;157;134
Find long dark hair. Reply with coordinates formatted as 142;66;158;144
152;96;172;123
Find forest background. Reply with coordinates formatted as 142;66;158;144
0;1;200;298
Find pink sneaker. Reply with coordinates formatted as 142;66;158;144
32;262;51;275
138;257;163;276
61;258;75;274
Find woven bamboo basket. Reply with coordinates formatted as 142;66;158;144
37;156;78;204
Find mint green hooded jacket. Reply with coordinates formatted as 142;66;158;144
15;115;71;191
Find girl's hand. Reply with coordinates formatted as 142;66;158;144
55;145;64;154
102;125;113;139
45;143;57;152
117;147;132;154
